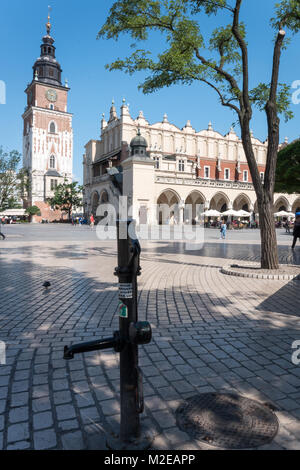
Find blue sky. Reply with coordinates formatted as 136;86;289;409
0;0;300;184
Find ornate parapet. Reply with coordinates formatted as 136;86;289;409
155;174;255;191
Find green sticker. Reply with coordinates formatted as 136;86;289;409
118;302;128;318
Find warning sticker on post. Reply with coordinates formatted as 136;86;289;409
118;283;133;299
118;302;128;318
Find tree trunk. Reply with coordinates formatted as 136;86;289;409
258;196;279;269
240;117;280;270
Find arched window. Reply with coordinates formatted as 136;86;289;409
49;122;56;134
50;155;55;169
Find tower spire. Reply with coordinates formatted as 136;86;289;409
46;6;52;35
32;6;62;86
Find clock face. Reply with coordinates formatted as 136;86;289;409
46;89;57;102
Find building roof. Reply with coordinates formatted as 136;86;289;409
45;170;61;177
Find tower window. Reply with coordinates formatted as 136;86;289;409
50;179;58;191
153;156;160;169
49;69;54;77
49;122;56;134
224;168;230;180
50;155;55;169
50;104;54;110
178;159;185;172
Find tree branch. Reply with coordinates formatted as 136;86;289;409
231;0;250;112
200;78;241;115
194;47;241;99
264;28;286;195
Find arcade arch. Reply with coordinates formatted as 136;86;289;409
233;193;252;212
210;192;230;212
157;189;180;225
274;196;289;213
184;191;206;223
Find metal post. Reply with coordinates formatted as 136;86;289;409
115;219;141;442
63;218;152;450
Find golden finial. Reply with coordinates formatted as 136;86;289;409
46;6;52;35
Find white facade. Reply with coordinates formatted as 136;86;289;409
83;101;300;223
23;107;73;203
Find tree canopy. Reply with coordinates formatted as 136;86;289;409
275;139;300;194
48;180;83;219
0;147;22;210
98;0;300;269
99;0;299;123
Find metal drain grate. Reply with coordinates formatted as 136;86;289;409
176;393;279;449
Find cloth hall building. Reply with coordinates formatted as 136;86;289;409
83;100;300;224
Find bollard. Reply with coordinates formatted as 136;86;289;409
63;219;153;450
114;219;150;444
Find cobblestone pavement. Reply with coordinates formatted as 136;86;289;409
0;231;300;450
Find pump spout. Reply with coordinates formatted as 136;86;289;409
63;332;122;360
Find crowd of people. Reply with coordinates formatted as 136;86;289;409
71;214;95;228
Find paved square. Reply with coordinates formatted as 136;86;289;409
0;224;300;450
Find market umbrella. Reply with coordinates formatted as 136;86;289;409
274;210;291;217
222;209;240;217
236;209;251;217
201;210;221;217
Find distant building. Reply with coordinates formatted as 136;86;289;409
22;13;73;222
83;100;300;224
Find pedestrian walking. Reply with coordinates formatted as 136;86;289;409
220;220;227;240
292;214;300;249
284;219;290;234
90;214;95;229
0;218;5;240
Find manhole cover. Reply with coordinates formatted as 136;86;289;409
176;393;279;449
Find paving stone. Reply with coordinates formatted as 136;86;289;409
52;379;69;391
152;410;176;429
146;396;168;411
53;390;72;405
0;376;10;387
7;441;31;450
7;423;29;443
33;411;53;430
100;399;120;416
56;404;76;421
32;397;51;412
34;429;57;450
58;419;80;431
75;392;95;408
79;406;101;425
9;407;29;424
61;431;85;450
10;392;29;408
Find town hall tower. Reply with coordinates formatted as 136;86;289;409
22;12;73;221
